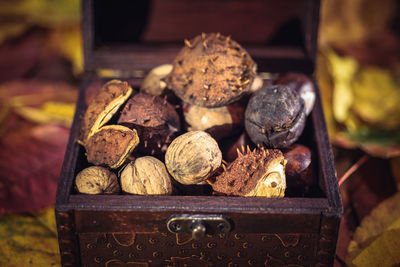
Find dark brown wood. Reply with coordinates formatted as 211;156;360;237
82;0;320;73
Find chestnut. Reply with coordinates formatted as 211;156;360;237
244;85;306;148
274;72;316;115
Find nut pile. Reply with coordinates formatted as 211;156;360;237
75;33;317;198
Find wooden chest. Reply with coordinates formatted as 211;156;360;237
55;0;343;266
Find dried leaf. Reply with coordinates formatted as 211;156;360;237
13;101;75;127
346;192;400;267
0;124;69;213
319;0;396;47
0;207;60;266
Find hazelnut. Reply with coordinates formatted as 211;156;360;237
140;64;173;96
274;72;316;115
245;85;306;148
183;99;245;140
120;156;173;195
118;92;180;155
166;33;257;107
211;146;286;198
165;131;222;185
75;166;120;194
79;79;133;144
85;125;139;169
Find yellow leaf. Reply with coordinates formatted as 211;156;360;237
13;101;75;127
346;192;400;267
327;51;358;123
0;207;60;266
352;67;400;130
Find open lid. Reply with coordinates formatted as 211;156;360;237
82;0;320;74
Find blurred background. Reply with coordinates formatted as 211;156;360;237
0;0;399;266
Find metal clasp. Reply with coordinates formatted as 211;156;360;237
167;214;232;240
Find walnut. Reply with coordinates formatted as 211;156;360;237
85;125;139;169
140;64;173;96
165;131;222;185
211;146;286;198
166;33;257;107
75;166;120;194
120;156;173;195
79;79;133;144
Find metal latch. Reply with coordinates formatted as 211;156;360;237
167;214;232;240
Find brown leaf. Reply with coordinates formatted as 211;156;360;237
0;124;69;213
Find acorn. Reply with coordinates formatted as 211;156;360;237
245;85;306;148
166;32;257;108
274;72;316;115
117;92;181;155
211;146;286;198
165;131;222;185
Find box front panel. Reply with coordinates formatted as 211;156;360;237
79;231;318;266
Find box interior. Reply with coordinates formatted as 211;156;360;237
84;0;319;73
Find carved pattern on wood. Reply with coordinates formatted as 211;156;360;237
315;215;340;267
79;232;319;266
56;210;80;266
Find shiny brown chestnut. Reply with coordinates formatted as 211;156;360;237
283;144;316;196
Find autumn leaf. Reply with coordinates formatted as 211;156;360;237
0;207;60;266
346;192;400;267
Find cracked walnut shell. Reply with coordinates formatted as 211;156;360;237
165;131;222;185
75;166;120;194
120;156;173;195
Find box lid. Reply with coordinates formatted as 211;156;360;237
82;0;320;74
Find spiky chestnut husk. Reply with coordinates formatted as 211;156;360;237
166;32;257;108
79;80;133;144
274;72;316;115
85;125;139;169
211;145;286;197
120;156;173;195
183;99;246;140
165;131;222;185
245;85;306;148
117;92;180;155
75;166;120;194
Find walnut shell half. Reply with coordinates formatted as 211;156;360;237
165;131;222;185
120;156;173;195
85;125;139;169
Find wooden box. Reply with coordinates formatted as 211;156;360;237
56;0;343;266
